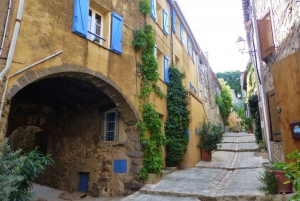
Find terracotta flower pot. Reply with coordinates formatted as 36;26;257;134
268;170;293;193
201;149;212;161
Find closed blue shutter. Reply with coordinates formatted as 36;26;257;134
72;0;89;37
111;12;123;54
164;55;169;84
187;129;190;142
113;160;127;173
151;0;156;21
180;24;184;45
187;36;191;55
163;9;169;35
172;8;176;33
192;46;195;63
190;81;193;90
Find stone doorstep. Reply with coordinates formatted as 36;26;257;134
195;165;265;171
217;149;260;152
139;188;294;201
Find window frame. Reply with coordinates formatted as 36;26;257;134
103;109;119;142
87;8;104;45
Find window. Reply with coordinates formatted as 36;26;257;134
88;8;103;45
180;24;184;45
187;35;191;55
172;8;176;34
156;46;164;80
103;109;119;141
163;9;169;35
151;0;156;21
72;0;123;54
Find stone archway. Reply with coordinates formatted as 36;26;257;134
3;64;143;196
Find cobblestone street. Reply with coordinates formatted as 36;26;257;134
32;132;295;201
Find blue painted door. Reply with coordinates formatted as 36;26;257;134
78;172;89;192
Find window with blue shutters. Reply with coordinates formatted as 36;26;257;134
164;55;170;84
111;12;123;54
187;36;191;55
163;9;169;35
72;0;90;37
172;8;176;33
151;0;156;21
180;24;184;46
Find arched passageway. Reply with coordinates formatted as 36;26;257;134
5;69;142;197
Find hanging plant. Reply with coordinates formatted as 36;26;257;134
164;67;190;167
248;94;262;144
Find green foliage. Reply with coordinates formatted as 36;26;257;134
275;150;300;200
248;94;262;144
246;63;256;100
215;79;233;121
215;70;241;98
197;120;224;151
258;164;279;195
134;9;166;179
139;0;151;15
0;139;54;201
0;139;23;201
237;106;252;131
164;67;190;166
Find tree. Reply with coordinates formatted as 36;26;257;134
216;79;233;122
216;70;242;98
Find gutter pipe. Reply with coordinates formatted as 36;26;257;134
0;50;63;119
0;0;12;56
0;0;25;80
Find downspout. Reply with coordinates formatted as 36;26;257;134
0;50;63;119
0;0;25;80
0;0;12;56
251;0;272;161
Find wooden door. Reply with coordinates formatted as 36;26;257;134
267;89;281;141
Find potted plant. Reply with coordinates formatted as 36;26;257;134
197;120;224;161
258;163;293;195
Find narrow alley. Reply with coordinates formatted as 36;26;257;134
32;132;295;201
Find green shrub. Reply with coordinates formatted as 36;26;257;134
258;164;279;195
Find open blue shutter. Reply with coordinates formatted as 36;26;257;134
180;24;184;45
163;9;169;35
111;12;123;54
187;129;190;142
190;82;193;90
187;36;191;55
192;46;195;63
72;0;89;37
164;55;169;84
151;0;156;21
172;8;176;33
154;45;157;58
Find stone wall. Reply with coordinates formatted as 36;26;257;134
8;102;142;197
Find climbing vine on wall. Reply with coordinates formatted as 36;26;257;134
164;67;190;167
246;62;256;100
248;94;262;144
133;0;167;179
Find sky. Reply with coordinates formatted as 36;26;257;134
176;0;250;73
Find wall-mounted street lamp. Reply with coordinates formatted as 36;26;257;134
236;37;256;54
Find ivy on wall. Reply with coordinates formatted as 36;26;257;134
248;94;262;144
164;67;190;167
133;0;167;179
246;62;256;100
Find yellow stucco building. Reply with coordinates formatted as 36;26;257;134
0;0;222;197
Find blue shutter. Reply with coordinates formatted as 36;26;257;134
113;160;127;173
72;0;89;37
164;55;170;84
180;24;184;45
187;129;190;142
187;36;191;55
151;0;156;21
154;44;157;58
172;8;176;33
195;128;198;135
192;46;195;63
163;9;169;35
111;12;123;54
190;81;193;90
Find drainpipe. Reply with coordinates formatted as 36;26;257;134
0;50;63;119
0;0;25;80
0;0;12;56
251;0;272;161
